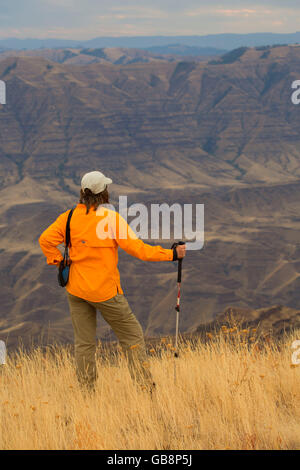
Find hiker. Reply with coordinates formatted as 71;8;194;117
39;170;186;393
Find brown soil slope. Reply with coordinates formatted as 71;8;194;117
1;45;300;348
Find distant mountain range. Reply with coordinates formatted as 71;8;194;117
2;45;300;348
145;44;226;56
0;46;224;66
1;32;300;51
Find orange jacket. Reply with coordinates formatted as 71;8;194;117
39;203;174;302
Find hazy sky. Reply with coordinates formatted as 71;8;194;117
1;0;300;39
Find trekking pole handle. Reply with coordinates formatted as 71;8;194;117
171;241;185;283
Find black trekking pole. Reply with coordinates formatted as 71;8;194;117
171;241;185;384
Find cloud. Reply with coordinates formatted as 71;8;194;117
185;6;273;18
217;9;257;17
98;6;166;21
0;1;299;39
216;8;273;17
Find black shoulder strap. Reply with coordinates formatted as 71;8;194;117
65;208;75;248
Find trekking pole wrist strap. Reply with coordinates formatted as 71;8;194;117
171;241;185;262
172;247;178;261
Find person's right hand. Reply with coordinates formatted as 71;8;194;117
176;243;186;259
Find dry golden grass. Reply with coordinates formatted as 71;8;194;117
1;327;300;450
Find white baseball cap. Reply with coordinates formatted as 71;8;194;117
81;171;112;194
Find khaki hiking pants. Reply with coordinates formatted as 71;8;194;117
66;291;154;392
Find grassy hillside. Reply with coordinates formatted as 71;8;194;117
1;325;300;450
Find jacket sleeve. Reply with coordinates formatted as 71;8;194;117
38;210;69;265
113;211;174;262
